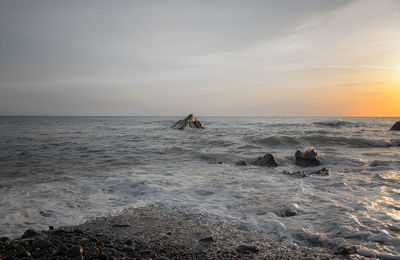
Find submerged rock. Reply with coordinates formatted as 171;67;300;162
282;170;307;178
295;147;320;167
235;160;248;166
311;168;330;176
172;114;205;130
252;153;278;167
390;121;400;131
282;168;330;178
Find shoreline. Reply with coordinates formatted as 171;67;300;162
0;206;336;259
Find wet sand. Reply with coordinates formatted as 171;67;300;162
0;206;343;259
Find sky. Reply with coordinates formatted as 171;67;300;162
0;0;399;116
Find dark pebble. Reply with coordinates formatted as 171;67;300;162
74;229;84;235
199;236;215;242
124;239;133;245
55;246;68;255
97;253;109;260
90;237;99;243
16;249;32;257
138;249;152;254
21;229;41;239
334;246;356;255
123;246;135;255
284;210;297;217
66;245;83;257
236;244;260;253
71;256;84;260
33;238;52;249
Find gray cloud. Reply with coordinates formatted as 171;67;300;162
1;0;399;116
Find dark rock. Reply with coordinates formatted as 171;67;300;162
123;246;135;255
16;249;31;257
16;245;31;257
236;244;260;253
55;246;68;255
235;160;248;166
334;246;356;255
74;228;84;235
90;237;100;243
295;147;320;167
284;209;297;217
98;253;109;260
172;114;205;130
0;237;10;245
21;228;42;239
138;249;152;254
282;170;307;178
124;238;133;245
66;245;83;257
311;168;331;176
33;239;52;249
390;121;400;131
252;153;278;167
199;236;215;242
48;225;54;231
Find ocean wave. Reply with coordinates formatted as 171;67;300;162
251;135;395;148
313;119;348;127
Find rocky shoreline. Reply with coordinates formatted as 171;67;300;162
0;206;341;259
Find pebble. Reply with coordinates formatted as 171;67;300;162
21;228;41;239
199;236;215;242
124;238;133;245
16;248;31;257
66;245;84;257
236;244;260;253
33;238;52;249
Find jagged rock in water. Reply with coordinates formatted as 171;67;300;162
172;114;205;130
295;147;320;167
252;153;278;167
282;170;307;178
390;121;400;131
235;160;248;166
311;167;330;176
282;167;330;178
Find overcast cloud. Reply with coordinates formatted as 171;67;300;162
0;0;399;116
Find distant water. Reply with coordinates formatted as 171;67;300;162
0;116;399;256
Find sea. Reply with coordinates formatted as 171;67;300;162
0;116;399;256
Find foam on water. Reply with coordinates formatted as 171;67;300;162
0;116;399;256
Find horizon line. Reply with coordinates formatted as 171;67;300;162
1;115;400;118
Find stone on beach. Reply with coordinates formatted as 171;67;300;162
172;114;205;130
21;229;42;239
390;121;400;131
295;147;320;167
252;153;278;167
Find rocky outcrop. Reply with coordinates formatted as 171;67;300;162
390;121;400;131
172;114;205;130
295;147;320;167
252;153;278;167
